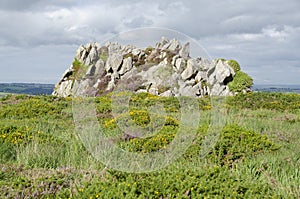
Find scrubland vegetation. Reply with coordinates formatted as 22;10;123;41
0;92;299;198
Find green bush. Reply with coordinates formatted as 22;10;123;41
77;164;276;198
228;71;253;93
227;60;241;72
211;124;280;166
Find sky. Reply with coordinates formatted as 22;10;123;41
0;0;299;85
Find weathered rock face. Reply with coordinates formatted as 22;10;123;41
52;37;251;97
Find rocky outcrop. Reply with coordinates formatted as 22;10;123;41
52;37;252;97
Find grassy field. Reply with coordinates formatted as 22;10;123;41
0;92;299;198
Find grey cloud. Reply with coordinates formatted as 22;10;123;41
0;0;299;84
0;0;76;11
123;16;153;28
0;0;40;11
149;0;300;39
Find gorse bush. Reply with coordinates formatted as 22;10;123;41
76;164;275;199
228;71;253;93
211;124;280;166
0;125;31;145
118;126;177;153
0;95;69;119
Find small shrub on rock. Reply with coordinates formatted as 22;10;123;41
227;60;241;72
228;71;253;93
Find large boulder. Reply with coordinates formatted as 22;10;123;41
52;38;252;97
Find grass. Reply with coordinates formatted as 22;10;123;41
0;92;10;98
0;92;299;198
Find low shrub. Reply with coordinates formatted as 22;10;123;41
0;96;69;119
228;71;253;93
227;60;241;72
211;124;280;166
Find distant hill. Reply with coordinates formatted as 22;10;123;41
253;84;300;94
0;83;54;95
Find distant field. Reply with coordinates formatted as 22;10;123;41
0;83;54;95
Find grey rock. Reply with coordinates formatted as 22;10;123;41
192;82;203;96
210;83;223;96
53;80;73;97
160;90;173;97
167;38;181;52
72;79;95;96
181;59;198;80
207;65;216;78
108;42;121;55
119;57;133;75
86;65;95;76
208;74;216;87
185;79;196;86
132;48;141;56
179;42;190;59
198;58;211;71
160;51;167;59
171;55;180;66
195;71;206;82
75;45;85;61
53;37;252;98
215;60;235;83
80;49;88;63
106;53;123;73
179;84;195;97
85;43;92;52
156;37;169;49
138;51;145;60
106;75;117;92
84;46;98;66
94;59;105;76
61;67;73;81
175;58;186;73
149;88;158;95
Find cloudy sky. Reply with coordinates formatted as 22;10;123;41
0;0;299;85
